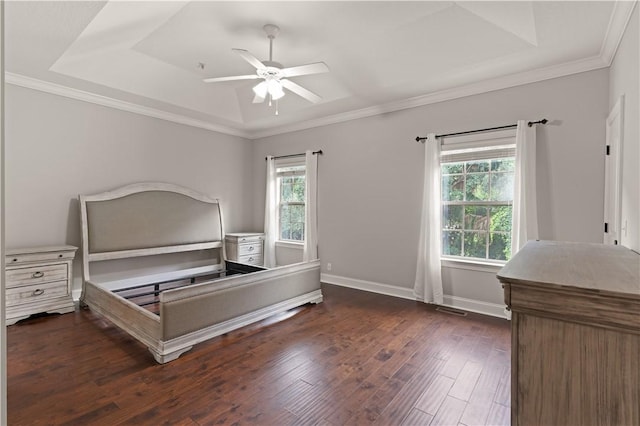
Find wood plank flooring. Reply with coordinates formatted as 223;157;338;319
7;284;511;425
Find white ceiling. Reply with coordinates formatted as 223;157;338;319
5;1;634;139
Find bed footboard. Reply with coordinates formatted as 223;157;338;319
84;260;322;364
156;260;321;363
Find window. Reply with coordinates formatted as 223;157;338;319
277;161;306;242
440;136;515;262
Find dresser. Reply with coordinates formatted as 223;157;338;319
5;245;77;325
497;240;640;426
225;233;264;266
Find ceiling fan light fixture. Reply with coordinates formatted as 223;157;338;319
268;79;285;100
252;81;268;98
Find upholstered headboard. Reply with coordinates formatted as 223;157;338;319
79;182;224;283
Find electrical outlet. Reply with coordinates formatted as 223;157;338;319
327;262;332;271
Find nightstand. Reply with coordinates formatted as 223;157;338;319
5;245;77;325
225;233;264;266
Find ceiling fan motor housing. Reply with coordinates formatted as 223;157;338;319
258;62;284;81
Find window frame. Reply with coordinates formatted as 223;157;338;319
275;157;306;244
439;130;516;266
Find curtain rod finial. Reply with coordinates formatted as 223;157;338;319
528;118;548;127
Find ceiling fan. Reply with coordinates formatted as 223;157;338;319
203;24;329;108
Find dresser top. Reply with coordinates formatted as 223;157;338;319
497;240;640;298
226;233;264;237
6;245;78;256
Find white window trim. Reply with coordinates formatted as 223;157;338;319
441;256;505;273
441;128;516;146
276;240;304;250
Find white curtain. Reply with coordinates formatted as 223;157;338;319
414;134;444;304
511;120;539;255
303;151;319;261
263;156;277;267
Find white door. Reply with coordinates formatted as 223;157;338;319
603;96;624;245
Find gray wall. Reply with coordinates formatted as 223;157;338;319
5;84;255;292
252;69;609;306
609;4;639;252
6;67;612;308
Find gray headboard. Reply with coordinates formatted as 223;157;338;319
79;182;225;282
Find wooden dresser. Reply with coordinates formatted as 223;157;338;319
5;245;77;325
497;240;639;426
225;233;264;266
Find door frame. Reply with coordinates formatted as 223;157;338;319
603;95;624;245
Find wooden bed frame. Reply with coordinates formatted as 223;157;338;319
79;182;322;363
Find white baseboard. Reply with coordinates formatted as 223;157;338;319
72;289;82;302
321;273;507;319
321;273;415;300
441;295;507;319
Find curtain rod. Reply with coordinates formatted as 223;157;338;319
265;150;323;161
415;119;548;143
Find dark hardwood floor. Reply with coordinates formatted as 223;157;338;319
7;284;511;425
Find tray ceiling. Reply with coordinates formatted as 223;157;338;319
5;1;630;139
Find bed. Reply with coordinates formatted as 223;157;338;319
79;182;322;363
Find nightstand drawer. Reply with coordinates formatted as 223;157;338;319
237;254;264;265
237;242;263;256
6;264;68;288
6;280;69;304
6;251;74;265
226;233;264;244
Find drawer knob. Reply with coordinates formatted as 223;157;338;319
248;257;254;261
32;271;45;279
32;289;45;296
248;246;254;251
12;258;17;262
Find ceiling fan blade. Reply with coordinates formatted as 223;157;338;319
280;62;329;78
232;48;266;70
203;74;260;83
252;93;266;104
281;79;322;103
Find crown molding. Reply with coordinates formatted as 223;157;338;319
600;0;637;66
247;55;608;140
4;73;250;139
5;41;616;142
